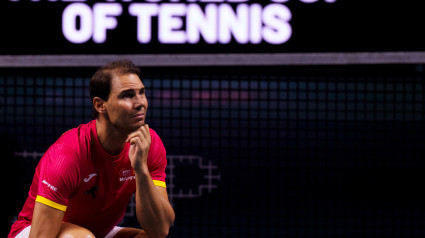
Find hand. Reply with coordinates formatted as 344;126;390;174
126;124;151;173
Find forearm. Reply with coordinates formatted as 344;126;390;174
29;223;61;238
30;202;64;238
135;169;175;238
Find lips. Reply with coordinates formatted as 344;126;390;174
133;113;145;119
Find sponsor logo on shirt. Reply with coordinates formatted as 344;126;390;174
42;179;58;192
83;173;98;183
119;169;135;182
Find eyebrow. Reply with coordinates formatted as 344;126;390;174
118;87;145;96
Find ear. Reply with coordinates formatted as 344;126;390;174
93;97;106;115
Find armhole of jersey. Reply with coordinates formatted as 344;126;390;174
35;195;67;211
153;180;166;188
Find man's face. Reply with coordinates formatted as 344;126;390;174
104;73;148;132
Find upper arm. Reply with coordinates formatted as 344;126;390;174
37;143;80;212
29;202;65;238
147;129;167;184
29;143;80;237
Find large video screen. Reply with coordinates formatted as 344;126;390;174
1;1;424;54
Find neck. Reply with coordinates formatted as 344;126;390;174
96;117;128;155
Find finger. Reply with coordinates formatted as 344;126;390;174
126;132;136;143
126;124;150;143
134;130;147;142
143;124;151;143
139;125;150;141
127;130;146;144
130;137;144;149
144;124;150;135
126;130;139;143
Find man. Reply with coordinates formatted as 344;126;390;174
9;60;175;238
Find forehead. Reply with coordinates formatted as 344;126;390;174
110;73;144;92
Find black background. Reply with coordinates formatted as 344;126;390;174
1;65;425;237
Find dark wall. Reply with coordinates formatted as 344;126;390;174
1;65;424;237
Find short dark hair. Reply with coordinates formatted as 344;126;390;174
89;60;141;118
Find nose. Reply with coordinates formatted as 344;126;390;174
134;93;146;110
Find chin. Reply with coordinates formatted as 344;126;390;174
131;120;145;129
121;118;145;133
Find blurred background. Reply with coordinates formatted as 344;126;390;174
1;1;425;237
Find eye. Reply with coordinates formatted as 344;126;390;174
122;92;134;99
